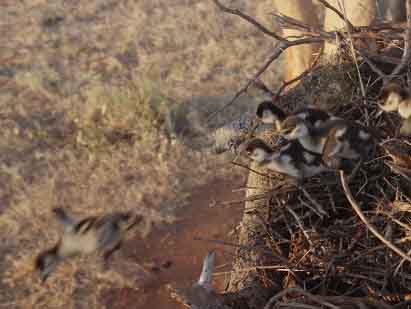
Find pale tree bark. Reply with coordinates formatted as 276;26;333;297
272;0;322;83
272;0;377;82
323;0;377;56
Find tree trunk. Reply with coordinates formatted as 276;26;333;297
226;163;283;309
273;0;321;83
272;0;377;82
323;0;377;56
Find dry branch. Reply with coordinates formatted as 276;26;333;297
206;37;323;123
340;170;411;263
209;0;410;122
212;0;284;41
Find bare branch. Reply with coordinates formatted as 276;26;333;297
206;37;323;123
356;48;387;79
253;79;275;96
212;0;285;41
287;207;314;247
272;12;333;39
193;236;248;249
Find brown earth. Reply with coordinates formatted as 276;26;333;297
102;178;245;309
0;1;276;307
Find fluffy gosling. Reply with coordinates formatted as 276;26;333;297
379;82;411;136
256;101;332;131
321;120;375;169
35;208;142;282
280;116;374;164
245;138;329;179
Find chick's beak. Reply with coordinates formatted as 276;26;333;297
377;100;387;110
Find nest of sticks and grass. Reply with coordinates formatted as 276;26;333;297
208;1;411;307
232;67;411;308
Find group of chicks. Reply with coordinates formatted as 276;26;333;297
243;100;374;180
242;82;411;180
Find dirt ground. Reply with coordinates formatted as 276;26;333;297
102;178;245;309
0;1;276;307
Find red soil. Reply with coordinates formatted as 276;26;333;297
103;178;245;308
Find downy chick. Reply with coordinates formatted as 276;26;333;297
321;120;375;169
379;82;411;136
280;116;327;154
256;101;332;132
245;138;329;179
280;116;375;163
35;208;142;282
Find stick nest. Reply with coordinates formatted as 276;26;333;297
251;59;411;309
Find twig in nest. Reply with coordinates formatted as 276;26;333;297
340;170;411;263
326;185;337;213
299;185;328;217
356;48;387;80
211;192;271;207
231;160;274;179
394;248;411;277
385;162;411;183
286;207;313;247
193;237;248;249
387;0;411;81
212;0;284;41
264;287;340;309
298;196;324;219
214;265;306;277
380;211;411;235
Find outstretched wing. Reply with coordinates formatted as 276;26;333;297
197;251;216;291
52;208;76;232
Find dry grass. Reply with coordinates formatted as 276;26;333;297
0;0;281;308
